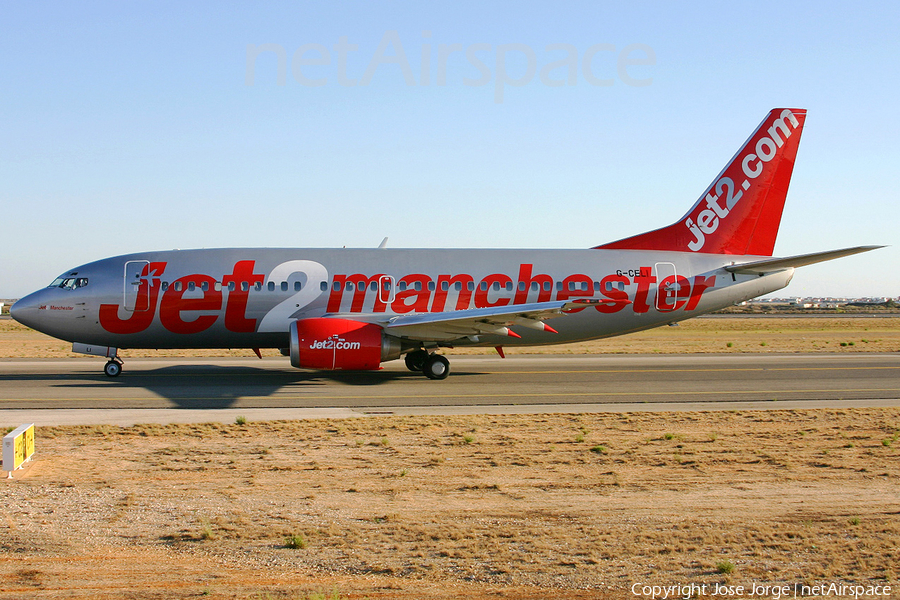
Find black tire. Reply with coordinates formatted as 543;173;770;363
404;349;429;372
423;354;450;380
104;361;122;377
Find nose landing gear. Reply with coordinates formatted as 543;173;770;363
104;358;123;377
71;342;124;377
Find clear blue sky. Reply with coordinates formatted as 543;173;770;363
2;1;897;298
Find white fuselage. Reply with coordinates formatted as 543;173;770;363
11;247;794;353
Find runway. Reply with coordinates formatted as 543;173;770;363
1;353;899;425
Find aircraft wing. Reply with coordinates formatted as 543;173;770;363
330;299;603;342
724;246;884;274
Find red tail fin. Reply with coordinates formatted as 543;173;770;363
595;108;807;256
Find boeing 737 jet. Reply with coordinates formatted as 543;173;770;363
11;108;879;379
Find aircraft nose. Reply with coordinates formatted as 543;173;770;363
10;292;44;330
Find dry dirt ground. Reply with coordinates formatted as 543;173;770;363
1;318;899;599
2;411;899;600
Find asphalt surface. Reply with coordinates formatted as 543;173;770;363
1;353;899;425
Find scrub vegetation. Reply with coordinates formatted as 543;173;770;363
2;409;898;599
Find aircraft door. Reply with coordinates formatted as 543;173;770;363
378;275;395;306
123;260;150;312
654;262;678;312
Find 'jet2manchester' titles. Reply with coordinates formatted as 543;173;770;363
99;260;716;336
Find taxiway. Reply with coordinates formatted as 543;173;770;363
1;353;899;425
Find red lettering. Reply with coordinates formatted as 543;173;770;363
222;260;264;332
328;274;388;313
657;275;692;312
513;264;552;304
327;275;348;313
557;274;594;301
159;274;222;334
391;274;432;314
685;275;716;310
474;274;513;308
431;274;474;312
595;274;631;314
632;269;656;313
99;262;166;334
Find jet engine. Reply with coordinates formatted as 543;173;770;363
289;318;401;371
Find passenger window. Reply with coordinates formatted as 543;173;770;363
243;282;250;292
280;282;288;292
174;281;183;292
320;281;327;291
543;281;551;291
162;282;169;291
201;281;209;292
427;281;435;291
267;281;275;291
188;282;196;292
214;282;222;292
254;282;262;291
294;281;301;291
441;281;449;291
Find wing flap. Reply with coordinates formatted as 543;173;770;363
355;299;604;342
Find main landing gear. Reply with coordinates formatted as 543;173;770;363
404;349;450;380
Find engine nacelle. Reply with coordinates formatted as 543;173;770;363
289;318;401;371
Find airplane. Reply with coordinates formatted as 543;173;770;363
11;108;880;380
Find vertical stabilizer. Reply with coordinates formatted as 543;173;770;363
595;108;807;256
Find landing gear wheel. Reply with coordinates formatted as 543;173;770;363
404;349;429;372
104;360;122;377
422;354;450;380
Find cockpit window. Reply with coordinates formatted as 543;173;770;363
49;277;88;290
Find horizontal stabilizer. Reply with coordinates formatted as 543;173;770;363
724;246;884;274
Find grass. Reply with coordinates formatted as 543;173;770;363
235;415;247;426
199;518;215;541
716;560;736;574
284;533;307;549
